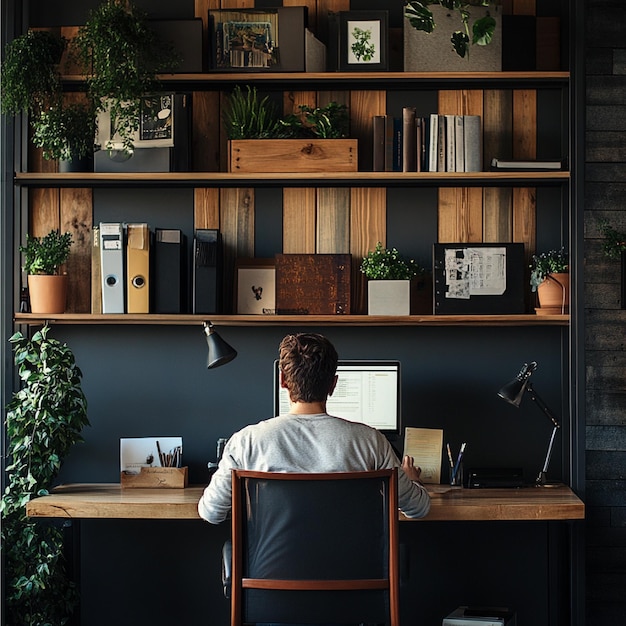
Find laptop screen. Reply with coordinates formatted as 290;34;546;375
273;359;401;436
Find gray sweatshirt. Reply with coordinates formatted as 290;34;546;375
198;413;431;523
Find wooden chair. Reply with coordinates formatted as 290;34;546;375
228;468;399;626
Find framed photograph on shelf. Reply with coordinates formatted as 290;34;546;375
339;11;388;71
235;258;276;314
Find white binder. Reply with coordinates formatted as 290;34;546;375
100;222;125;313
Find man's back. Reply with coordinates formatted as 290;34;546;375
198;412;430;523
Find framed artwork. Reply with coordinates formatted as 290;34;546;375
235;258;276;314
339;11;388;71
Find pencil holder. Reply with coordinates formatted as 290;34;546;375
120;466;188;489
450;463;463;487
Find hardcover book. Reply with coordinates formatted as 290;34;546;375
275;253;351;315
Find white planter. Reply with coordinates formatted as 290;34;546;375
368;280;411;316
404;4;502;72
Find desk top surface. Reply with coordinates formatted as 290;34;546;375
26;483;584;522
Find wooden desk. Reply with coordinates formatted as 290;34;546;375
26;483;584;521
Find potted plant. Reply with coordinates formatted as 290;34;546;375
224;85;357;173
32;101;97;171
20;229;73;314
71;0;180;155
0;29;66;118
530;247;569;314
360;242;429;315
1;325;89;626
403;0;501;71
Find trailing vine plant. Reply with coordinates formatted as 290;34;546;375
1;326;90;625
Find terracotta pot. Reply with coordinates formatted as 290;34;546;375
27;274;68;314
536;272;569;315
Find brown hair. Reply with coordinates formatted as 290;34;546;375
278;333;338;403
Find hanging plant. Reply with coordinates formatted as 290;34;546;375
1;326;90;626
71;0;180;154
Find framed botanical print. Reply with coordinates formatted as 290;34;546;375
235;258;276;314
338;11;388;71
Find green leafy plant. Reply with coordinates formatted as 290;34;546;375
222;85;284;139
404;0;498;59
32;102;97;161
71;0;180;154
224;85;350;140
360;242;425;280
529;247;568;291
19;230;73;275
0;30;66;117
1;326;90;626
598;219;626;260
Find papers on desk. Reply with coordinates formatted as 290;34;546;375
120;437;183;474
403;427;443;483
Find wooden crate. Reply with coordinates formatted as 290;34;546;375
228;139;358;173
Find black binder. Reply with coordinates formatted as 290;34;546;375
154;229;187;314
193;229;222;314
433;243;525;315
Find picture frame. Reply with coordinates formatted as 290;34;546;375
235;258;276;314
338;11;388;71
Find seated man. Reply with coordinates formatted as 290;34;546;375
198;332;430;523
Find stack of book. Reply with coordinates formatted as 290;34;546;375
372;108;482;173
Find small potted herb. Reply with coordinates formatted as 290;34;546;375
19;229;73;314
529;247;569;314
361;242;429;315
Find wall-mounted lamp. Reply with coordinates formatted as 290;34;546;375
497;361;561;486
203;322;237;369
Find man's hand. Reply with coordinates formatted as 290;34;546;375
402;455;423;484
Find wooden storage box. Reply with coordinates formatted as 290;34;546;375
121;466;188;489
228;139;358;173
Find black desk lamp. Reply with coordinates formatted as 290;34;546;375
497;361;561;486
204;322;237;369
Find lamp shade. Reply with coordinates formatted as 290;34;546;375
497;361;537;407
204;323;237;369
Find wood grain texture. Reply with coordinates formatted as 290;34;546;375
317;187;350;254
25;483;584;521
60;188;92;313
194;188;220;229
350;187;386;314
283;188;316;253
350;90;385;173
483;89;513;242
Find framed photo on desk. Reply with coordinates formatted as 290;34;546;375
338;11;388;71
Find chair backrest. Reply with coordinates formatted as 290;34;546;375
230;468;399;626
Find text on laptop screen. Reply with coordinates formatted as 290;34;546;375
274;360;401;435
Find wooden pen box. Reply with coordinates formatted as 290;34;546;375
121;466;188;489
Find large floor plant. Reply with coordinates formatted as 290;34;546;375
1;325;89;626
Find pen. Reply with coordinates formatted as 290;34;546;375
446;443;454;468
451;442;466;482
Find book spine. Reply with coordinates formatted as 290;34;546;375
428;113;438;172
463;115;482;172
445;114;456;173
384;115;394;172
393;117;403;172
372;115;386;172
454;115;465;173
402;106;417;172
437;115;446;172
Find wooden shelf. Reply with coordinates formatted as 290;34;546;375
61;70;571;90
13;313;569;327
14;170;570;189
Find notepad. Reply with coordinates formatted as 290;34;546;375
403;427;443;484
